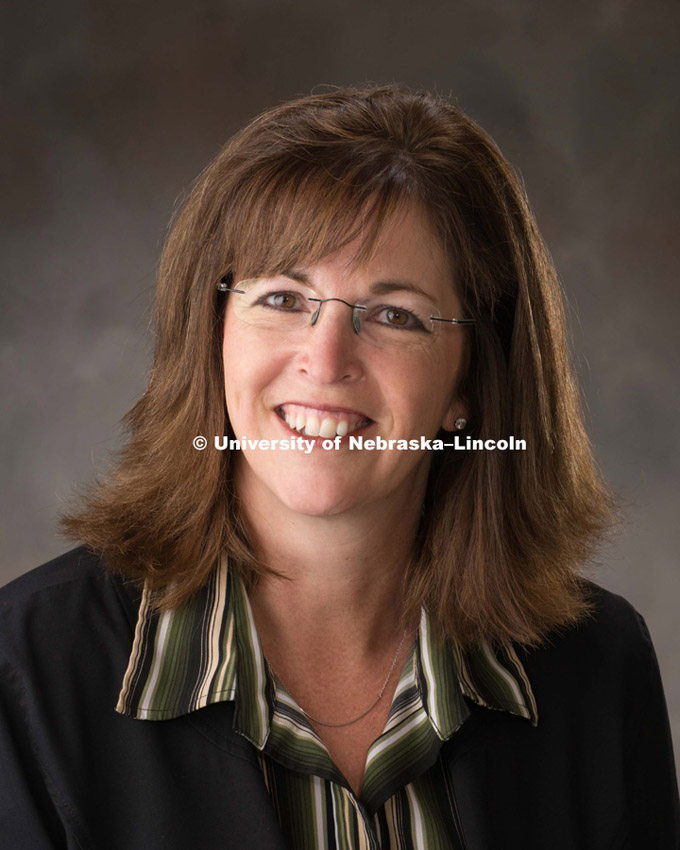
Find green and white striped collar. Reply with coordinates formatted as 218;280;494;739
116;553;538;739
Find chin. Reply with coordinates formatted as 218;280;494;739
236;452;367;518
273;477;363;518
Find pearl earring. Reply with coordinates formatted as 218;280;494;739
454;418;467;430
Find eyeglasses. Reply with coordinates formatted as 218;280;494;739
217;277;474;349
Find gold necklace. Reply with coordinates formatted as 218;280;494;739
266;628;409;728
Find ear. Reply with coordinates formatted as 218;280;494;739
441;399;467;432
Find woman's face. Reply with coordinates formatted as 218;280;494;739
222;203;468;519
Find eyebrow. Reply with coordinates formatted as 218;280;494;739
284;270;433;300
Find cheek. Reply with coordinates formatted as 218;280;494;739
222;355;261;419
222;324;291;424
222;325;259;423
386;347;461;430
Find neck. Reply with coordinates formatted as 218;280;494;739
237;467;426;660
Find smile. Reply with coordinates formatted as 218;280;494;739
276;403;373;438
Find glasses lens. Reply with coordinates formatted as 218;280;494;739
354;294;440;348
229;279;443;348
230;278;313;329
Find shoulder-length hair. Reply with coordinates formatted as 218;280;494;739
61;84;614;649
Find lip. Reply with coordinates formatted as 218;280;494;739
276;400;374;420
274;415;374;443
273;404;375;441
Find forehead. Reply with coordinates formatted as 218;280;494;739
286;203;457;304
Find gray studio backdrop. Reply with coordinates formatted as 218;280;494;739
2;0;679;761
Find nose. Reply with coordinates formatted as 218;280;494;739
296;299;365;384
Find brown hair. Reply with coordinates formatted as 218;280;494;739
60;83;614;649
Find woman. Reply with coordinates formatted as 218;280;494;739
1;84;678;849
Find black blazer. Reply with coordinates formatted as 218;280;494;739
0;547;678;849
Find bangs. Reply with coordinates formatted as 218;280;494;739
226;158;426;282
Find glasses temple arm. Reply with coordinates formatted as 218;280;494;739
429;316;475;325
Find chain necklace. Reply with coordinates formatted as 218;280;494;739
266;628;409;728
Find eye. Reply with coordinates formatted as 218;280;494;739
256;291;306;311
383;308;410;327
373;305;428;331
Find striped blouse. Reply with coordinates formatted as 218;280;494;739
117;554;538;849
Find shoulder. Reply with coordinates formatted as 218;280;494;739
518;579;662;723
538;579;654;662
0;545;140;624
0;546;140;682
1;546;116;603
1;542;139;600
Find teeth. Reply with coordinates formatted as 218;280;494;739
319;418;337;438
305;415;321;437
280;405;369;438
